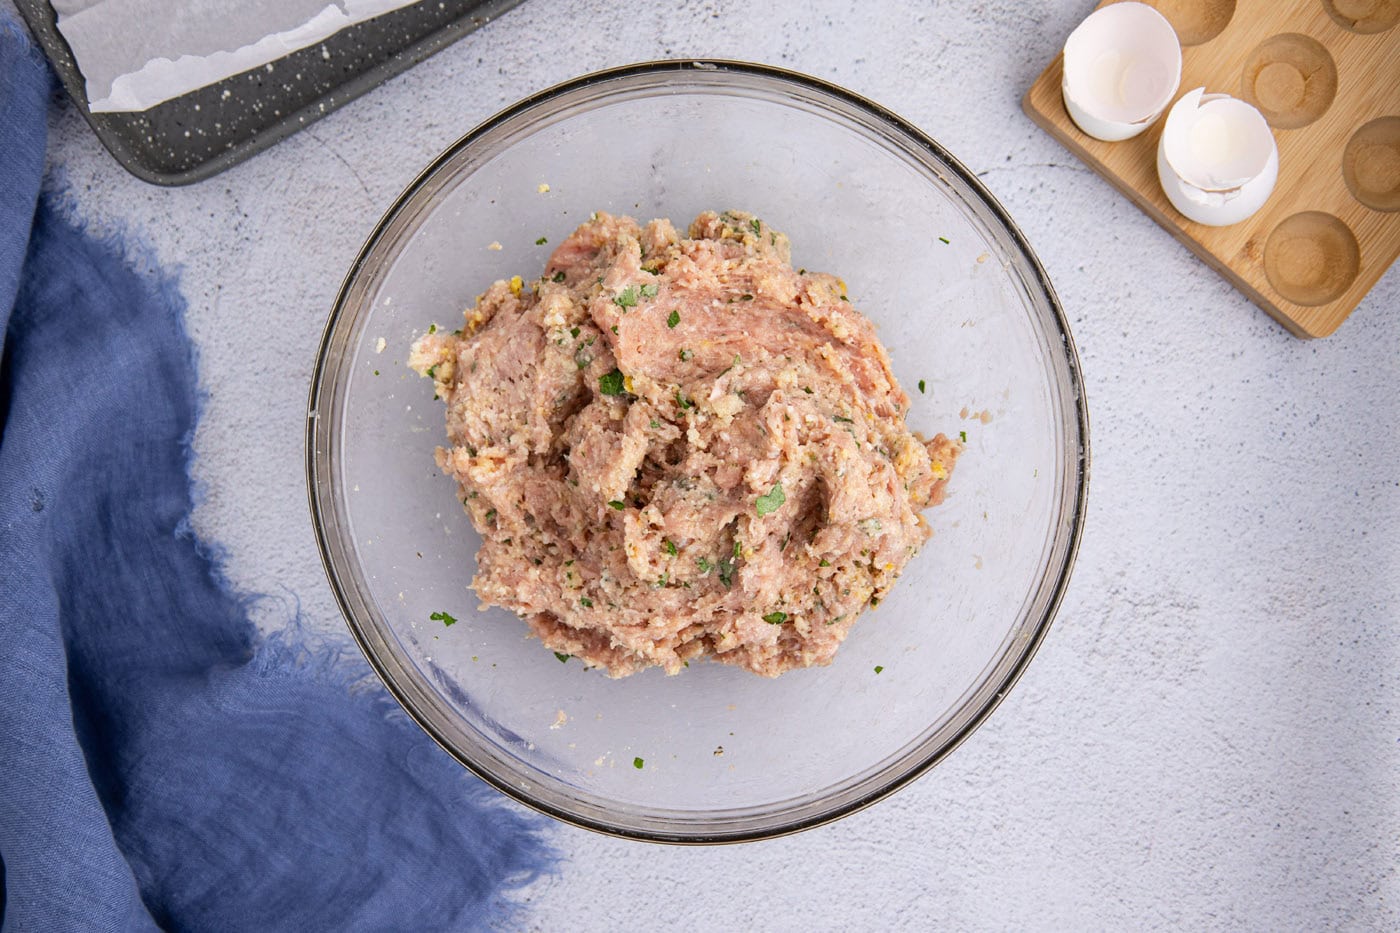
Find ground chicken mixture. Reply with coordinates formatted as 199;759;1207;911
410;210;960;677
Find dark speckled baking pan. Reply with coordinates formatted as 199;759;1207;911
16;0;523;186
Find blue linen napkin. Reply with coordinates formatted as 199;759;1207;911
0;20;554;932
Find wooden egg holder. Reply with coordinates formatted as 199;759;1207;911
1023;0;1400;338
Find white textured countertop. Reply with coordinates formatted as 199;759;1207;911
34;0;1399;928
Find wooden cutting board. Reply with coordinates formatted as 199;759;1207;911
1023;0;1400;338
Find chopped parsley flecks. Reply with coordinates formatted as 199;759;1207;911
428;324;437;334
678;349;693;362
917;379;926;394
633;756;645;770
569;326;580;339
579;597;593;608
833;415;854;424
552;271;566;283
717;553;737;589
763;611;788;624
607;500;625;510
611;325;619;334
430;610;457;627
819;558;831;567
749;218;761;236
939;236;950;244
484;509;497;524
662;539;678;556
675;389;695;410
697;556;713;574
667;309;680;328
641;283;659;298
739;293;754;301
598;368;625;395
874;665;884;674
614;285;639;308
536;236;548;245
554;652;571;663
755;483;786;517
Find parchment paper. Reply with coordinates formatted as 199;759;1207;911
54;0;420;112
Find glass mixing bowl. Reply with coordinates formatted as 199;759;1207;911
308;60;1089;843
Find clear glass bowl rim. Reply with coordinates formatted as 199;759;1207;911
307;58;1091;844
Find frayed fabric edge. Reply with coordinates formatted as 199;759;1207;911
33;181;561;916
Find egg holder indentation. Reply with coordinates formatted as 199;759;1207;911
1240;33;1338;129
1264;211;1362;304
1322;0;1400;34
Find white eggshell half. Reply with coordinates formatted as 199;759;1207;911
1157;89;1280;226
1062;1;1182;141
1161;88;1277;189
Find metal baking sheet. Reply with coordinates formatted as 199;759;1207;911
16;0;524;186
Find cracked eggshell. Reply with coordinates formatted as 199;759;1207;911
1062;1;1182;142
1157;87;1280;226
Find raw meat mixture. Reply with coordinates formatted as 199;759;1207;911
410;210;960;677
